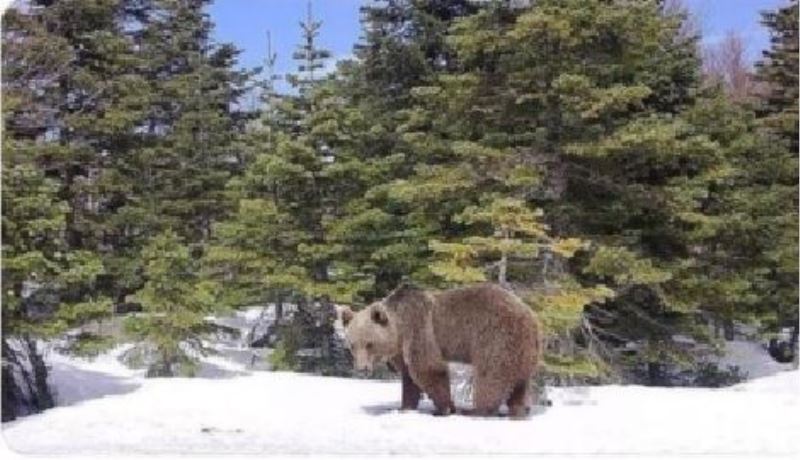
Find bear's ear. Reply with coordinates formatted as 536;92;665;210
370;306;389;327
389;279;418;298
339;306;354;327
398;278;417;291
385;279;420;308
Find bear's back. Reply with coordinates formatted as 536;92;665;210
430;283;538;363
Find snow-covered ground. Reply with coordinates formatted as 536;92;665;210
2;344;798;455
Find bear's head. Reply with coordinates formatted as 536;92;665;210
340;302;400;372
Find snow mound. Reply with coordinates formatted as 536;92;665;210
2;348;798;455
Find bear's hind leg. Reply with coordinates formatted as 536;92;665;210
472;371;507;417
506;380;531;419
422;367;455;416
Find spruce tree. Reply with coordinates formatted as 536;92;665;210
288;2;332;97
751;0;799;338
207;4;358;373
357;0;730;381
131;0;249;243
430;198;586;285
3;0;249;381
124;230;220;377
324;0;483;298
755;0;799;152
1;0;129;418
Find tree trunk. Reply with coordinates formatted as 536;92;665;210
498;227;510;285
275;296;284;322
723;319;735;341
2;337;55;422
498;251;508;285
147;349;175;377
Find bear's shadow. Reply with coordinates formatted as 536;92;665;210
361;401;551;418
360;402;406;416
360;401;441;416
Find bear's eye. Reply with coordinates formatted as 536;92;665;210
365;342;374;350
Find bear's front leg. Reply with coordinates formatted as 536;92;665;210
390;356;421;410
401;365;422;410
401;328;456;415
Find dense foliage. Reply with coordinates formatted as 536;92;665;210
2;0;797;417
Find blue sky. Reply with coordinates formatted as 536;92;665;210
209;0;362;93
684;0;787;48
209;0;790;92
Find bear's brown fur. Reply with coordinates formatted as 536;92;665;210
342;283;542;418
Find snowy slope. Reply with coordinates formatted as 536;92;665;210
3;346;799;455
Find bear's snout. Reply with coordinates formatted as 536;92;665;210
356;362;373;373
351;350;375;373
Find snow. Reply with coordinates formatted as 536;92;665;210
3;346;799;455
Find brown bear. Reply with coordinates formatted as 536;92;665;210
340;282;542;418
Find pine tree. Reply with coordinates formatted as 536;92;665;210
131;0;249;243
1;0;126;418
429;198;584;285
207;5;359;373
2;0;249;382
15;0;157;317
670;0;798;352
323;0;484;298
354;0;479;109
750;0;799;339
3;0;149;318
755;0;799;152
124;230;220;377
91;0;250;331
362;0;738;381
288;1;332;97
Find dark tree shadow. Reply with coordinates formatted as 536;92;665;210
49;362;141;406
194;361;249;379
